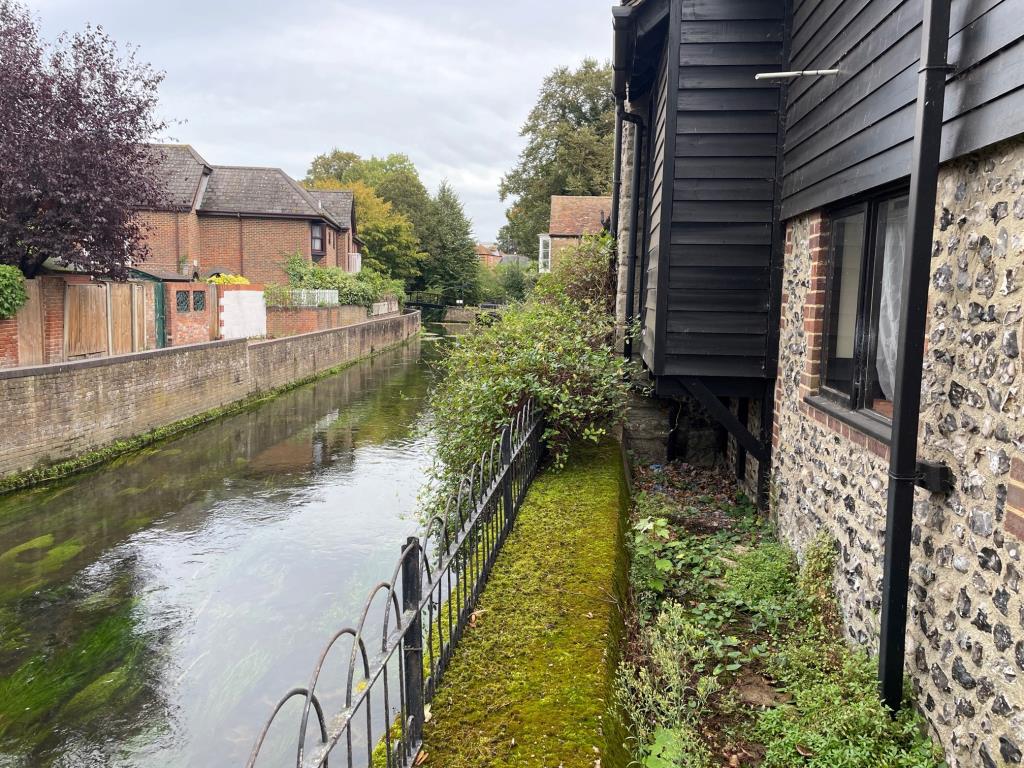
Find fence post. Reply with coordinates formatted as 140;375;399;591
501;427;514;533
401;536;425;746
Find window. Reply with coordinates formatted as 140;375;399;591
822;191;909;421
538;234;551;274
311;222;325;256
193;291;206;312
175;290;190;313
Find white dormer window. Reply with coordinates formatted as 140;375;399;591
538;234;552;273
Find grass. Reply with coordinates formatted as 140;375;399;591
419;439;630;768
617;462;945;768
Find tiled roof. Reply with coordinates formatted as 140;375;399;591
548;195;613;236
145;144;211;211
199;166;336;224
307;190;354;229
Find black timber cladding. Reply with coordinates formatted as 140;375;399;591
782;0;1024;217
643;0;787;381
640;39;671;371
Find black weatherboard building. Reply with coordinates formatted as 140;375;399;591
612;0;788;493
612;2;1024;765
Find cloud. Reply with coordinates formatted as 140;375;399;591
28;0;610;240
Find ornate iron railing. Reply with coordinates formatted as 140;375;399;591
246;401;544;768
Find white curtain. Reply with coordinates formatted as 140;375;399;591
876;199;908;400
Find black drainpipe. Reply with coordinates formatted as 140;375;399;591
621;110;645;360
610;105;625;240
877;0;951;712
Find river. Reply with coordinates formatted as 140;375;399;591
0;337;439;767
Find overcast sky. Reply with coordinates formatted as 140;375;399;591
29;0;611;242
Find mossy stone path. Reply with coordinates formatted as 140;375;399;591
420;440;629;768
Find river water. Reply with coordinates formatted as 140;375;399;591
0;338;439;767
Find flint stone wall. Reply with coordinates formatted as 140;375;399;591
772;138;1024;768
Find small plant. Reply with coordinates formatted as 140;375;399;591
0;265;28;319
262;283;293;308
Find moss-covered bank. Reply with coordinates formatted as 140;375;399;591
420;439;629;768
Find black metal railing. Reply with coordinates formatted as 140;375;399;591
246;401;544;768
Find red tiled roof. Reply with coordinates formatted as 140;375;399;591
548;195;612;236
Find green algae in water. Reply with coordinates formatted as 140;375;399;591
0;606;148;751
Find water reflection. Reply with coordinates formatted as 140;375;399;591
0;339;438;767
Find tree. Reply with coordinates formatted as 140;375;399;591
305;150;432;246
421;182;479;303
497;59;615;257
0;1;167;278
307;178;424;282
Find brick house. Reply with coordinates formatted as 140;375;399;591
613;2;1024;765
138;145;361;284
475;243;503;268
538;195;611;273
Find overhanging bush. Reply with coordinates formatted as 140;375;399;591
282;253;405;307
425;234;632;507
0;265;28;319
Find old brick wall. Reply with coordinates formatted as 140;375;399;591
138;210;198;275
0;317;17;368
265;305;369;338
772;138;1024;767
0;310;421;479
249;310;419;393
165;283;213;346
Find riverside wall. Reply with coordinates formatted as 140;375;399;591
0;311;420;480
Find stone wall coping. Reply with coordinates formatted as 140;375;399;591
0;337;248;381
249;309;418;350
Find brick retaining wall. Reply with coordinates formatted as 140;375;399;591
265;305;370;338
0;311;420;480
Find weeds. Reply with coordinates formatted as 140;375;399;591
617;463;944;768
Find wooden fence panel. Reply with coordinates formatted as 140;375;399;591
132;283;148;350
16;280;44;366
109;283;134;355
65;284;108;358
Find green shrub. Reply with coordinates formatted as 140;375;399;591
262;283;293;308
425;234;629;509
428;299;629;497
282;253;405;307
0;265;28;319
534;233;615;314
206;273;249;285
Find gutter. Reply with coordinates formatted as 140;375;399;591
877;0;952;712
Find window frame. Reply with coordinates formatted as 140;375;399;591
311;222;326;258
818;186;910;429
538;234;551;274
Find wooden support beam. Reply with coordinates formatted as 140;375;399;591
681;376;769;465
